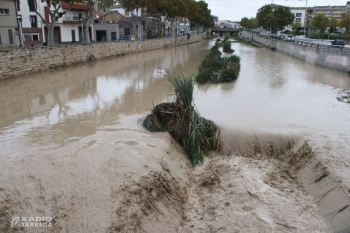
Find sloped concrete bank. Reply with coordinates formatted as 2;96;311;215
241;31;350;73
0;33;206;80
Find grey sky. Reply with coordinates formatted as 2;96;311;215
204;0;347;21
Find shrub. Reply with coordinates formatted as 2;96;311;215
223;42;234;53
220;67;237;82
196;46;241;84
142;71;221;166
284;30;291;34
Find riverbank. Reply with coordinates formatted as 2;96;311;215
0;33;206;80
1;40;350;232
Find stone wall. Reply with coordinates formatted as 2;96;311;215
241;31;350;73
0;33;206;80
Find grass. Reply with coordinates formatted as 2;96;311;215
230;35;260;48
142;71;221;167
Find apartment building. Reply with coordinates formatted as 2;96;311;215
0;0;19;48
17;0;43;47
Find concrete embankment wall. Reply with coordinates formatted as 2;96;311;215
0;33;206;80
242;31;350;73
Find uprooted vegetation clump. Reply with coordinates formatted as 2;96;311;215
142;71;221;166
196;46;241;84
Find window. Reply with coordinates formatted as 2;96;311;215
32;34;39;41
8;30;14;44
0;33;2;45
30;16;37;27
73;13;82;20
28;0;35;11
296;13;302;17
0;9;10;15
296;18;301;22
17;0;20;11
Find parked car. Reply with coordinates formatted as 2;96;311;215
269;34;277;39
331;39;345;47
285;35;295;41
279;35;286;40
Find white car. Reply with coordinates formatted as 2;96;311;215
285;35;295;41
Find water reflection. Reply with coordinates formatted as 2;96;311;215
0;42;208;153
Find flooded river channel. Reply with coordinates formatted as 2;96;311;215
0;40;350;232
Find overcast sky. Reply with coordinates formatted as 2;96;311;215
203;0;347;21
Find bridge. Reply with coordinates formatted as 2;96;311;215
211;28;240;36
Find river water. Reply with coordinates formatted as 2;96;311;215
0;40;350;232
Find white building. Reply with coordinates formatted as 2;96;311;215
17;0;44;47
33;1;94;45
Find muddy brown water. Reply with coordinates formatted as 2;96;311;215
0;40;350;232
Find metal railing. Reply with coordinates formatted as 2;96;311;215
254;32;350;52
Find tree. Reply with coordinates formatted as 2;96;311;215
312;14;329;38
257;5;274;30
273;6;294;30
248;17;258;29
29;0;82;47
292;21;302;31
83;0;116;43
329;17;339;33
240;17;249;28
257;5;294;32
120;0;147;39
339;13;350;33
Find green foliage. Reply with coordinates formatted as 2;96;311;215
312;14;329;35
196;46;241;84
224;33;230;41
306;33;349;40
292;21;302;30
167;71;194;109
274;6;295;29
142;72;221;166
220;67;238;82
257;5;294;31
240;17;249;28
284;30;291;34
295;30;300;35
340;13;350;33
188;0;214;27
223;42;234;53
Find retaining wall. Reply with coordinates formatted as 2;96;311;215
242;31;350;73
0;33;206;80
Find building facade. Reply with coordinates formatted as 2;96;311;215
0;0;19;48
17;0;43;47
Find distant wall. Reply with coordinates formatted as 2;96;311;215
241;31;350;73
0;33;206;80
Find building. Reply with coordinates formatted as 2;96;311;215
0;0;20;48
17;0;43;47
29;1;94;45
94;11;134;42
313;5;348;19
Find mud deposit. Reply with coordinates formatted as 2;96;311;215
1;40;350;232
